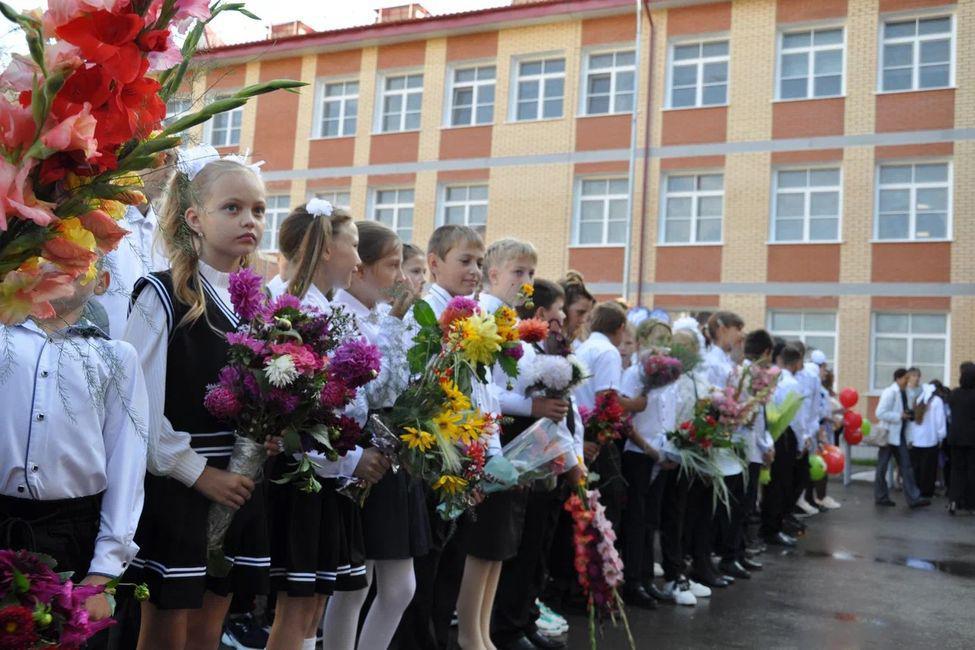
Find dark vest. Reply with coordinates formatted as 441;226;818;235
131;270;239;467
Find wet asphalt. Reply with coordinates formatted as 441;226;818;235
563;482;975;650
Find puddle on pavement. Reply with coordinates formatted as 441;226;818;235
790;548;975;578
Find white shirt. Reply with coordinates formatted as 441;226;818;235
573;332;622;412
774;368;805;448
94;205;167;338
1;320;148;577
702;345;743;476
797;362;823;446
620;366;675;456
908;388;947;448
876;382;907;446
267;275;287;297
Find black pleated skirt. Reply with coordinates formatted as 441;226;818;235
361;469;432;560
460;489;528;562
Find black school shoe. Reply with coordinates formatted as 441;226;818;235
221;614;269;650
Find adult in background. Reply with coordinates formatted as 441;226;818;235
874;369;931;508
948;362;975;515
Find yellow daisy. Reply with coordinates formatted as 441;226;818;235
432;474;469;495
439;378;471;412
401;427;435;452
458;410;489;446
433;410;464;441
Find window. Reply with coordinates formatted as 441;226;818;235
871;313;948;390
441;185;488;235
164;97;192;128
583;50;635;115
876;162;950;240
315;80;358;138
312;190;351;210
260;195;291;253
574;178;628;245
881;15;952;91
372;189;414;242
206;95;243;147
379;73;423;132
448;65;494;126
772;168;841;242
769;311;838;367
661;173;723;244
777;28;843;99
668;40;729;108
513;57;565;121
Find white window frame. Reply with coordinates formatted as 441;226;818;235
439;184;488;233
260;195;292;254
204;93;243;147
878;12;955;93
873;160;952;242
369;187;415;242
659;171;724;245
445;63;495;127
665;36;730;109
509;53;566;122
164;96;192;128
307;190;351;210
571;177;629;247
580;47;636;116
775;25;846;101
770;166;843;243
767;310;839;370
312;78;359;139
870;312;950;392
374;71;423;134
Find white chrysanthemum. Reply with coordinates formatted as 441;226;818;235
265;355;299;387
525;354;574;391
568;355;589;383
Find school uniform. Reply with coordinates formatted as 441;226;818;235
792;363;821;506
739;369;773;554
760;369;802;540
263;283;368;596
94;204;168;338
908;386;947;498
124;264;270;608
0;319;148;580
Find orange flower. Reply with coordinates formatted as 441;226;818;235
80;209;129;252
516;318;549;344
0;259;75;324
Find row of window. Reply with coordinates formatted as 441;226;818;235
768;310;949;392
669;14;953;109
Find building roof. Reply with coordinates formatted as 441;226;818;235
198;0;637;63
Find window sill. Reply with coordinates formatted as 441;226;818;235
869;238;953;244
568;243;627;249
440;123;495;130
661;104;728;112
771;95;846;103
655;241;724;248
577;111;635;119
371;129;422;136
767;240;843;245
503;116;566;125
309;134;357;142
874;86;956;96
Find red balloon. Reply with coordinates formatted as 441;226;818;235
843;411;863;431
844;427;863;445
823;449;845;475
821;443;841;457
839;387;859;410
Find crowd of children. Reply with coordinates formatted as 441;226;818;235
1;147;927;650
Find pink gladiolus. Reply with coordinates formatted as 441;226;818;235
0;54;38;93
175;0;210;20
0;263;75;324
42;103;99;159
0;159;57;230
0;100;36;150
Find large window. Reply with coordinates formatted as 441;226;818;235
574;178;628;245
668;40;729;108
448;65;495;126
871;313;948;390
164;97;192;128
777;27;843;99
583;50;635;115
880;15;952;92
661;173;723;244
206;95;242;147
876;162;950;240
379;73;423;133
260;195;292;253
372;188;414;242
772;168;841;242
315;80;358;138
513;57;565;121
441;185;488;235
769;311;838;367
311;190;351;210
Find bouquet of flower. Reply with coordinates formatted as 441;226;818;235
639;352;683;392
581;392;632;446
481;418;575;493
0;0;304;325
766;392;804;441
203;269;379;573
516;282;534;310
0;549;148;649
564;486;634;650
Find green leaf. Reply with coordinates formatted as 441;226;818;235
497;354;518;379
12;568;29;593
236;8;261;20
413;300;437;328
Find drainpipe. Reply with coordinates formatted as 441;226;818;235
621;0;642;303
635;0;654;307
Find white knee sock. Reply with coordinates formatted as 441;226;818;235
321;562;372;650
358;559;417;650
302;638;317;650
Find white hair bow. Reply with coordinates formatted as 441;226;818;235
306;198;333;218
177;145;265;181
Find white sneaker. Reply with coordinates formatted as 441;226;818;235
818;496;841;509
654;562;664;577
662;580;697;606
535;616;565;636
796;496;819;516
535;600;569;635
687;579;712;599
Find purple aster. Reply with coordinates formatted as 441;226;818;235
329;338;381;389
320;379;355;409
226;331;267;356
228;268;266;321
504;344;524;361
204;385;242;421
269;388;300;414
269;292;302;314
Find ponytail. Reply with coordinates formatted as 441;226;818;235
279;204;353;299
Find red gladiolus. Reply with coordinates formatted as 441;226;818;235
53;64;113;120
80;209;129;252
42;235;98;278
0;605;37;648
56;10;146;84
138;29;170;52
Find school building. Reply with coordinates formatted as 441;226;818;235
184;0;975;406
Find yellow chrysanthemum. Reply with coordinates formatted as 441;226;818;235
432;474;468;495
401;427;435;452
433;410;463;442
455;314;502;366
494;305;518;343
521;283;534;298
439;379;471;413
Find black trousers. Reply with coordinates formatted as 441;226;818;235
683;478;714;576
659;469;687;582
739;462;762;554
492;484;564;644
948;446;975;509
714;473;745;562
760;430;797;537
910;446;940;498
621;452;656;587
0;492;102;577
792;448;810;510
590;443;626;537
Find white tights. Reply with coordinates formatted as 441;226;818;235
321;558;416;650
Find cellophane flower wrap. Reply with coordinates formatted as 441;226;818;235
0;0;305;325
481;418;574;493
564;486;634;650
0;549;148;649
385;297;521;520
581;392;633;447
